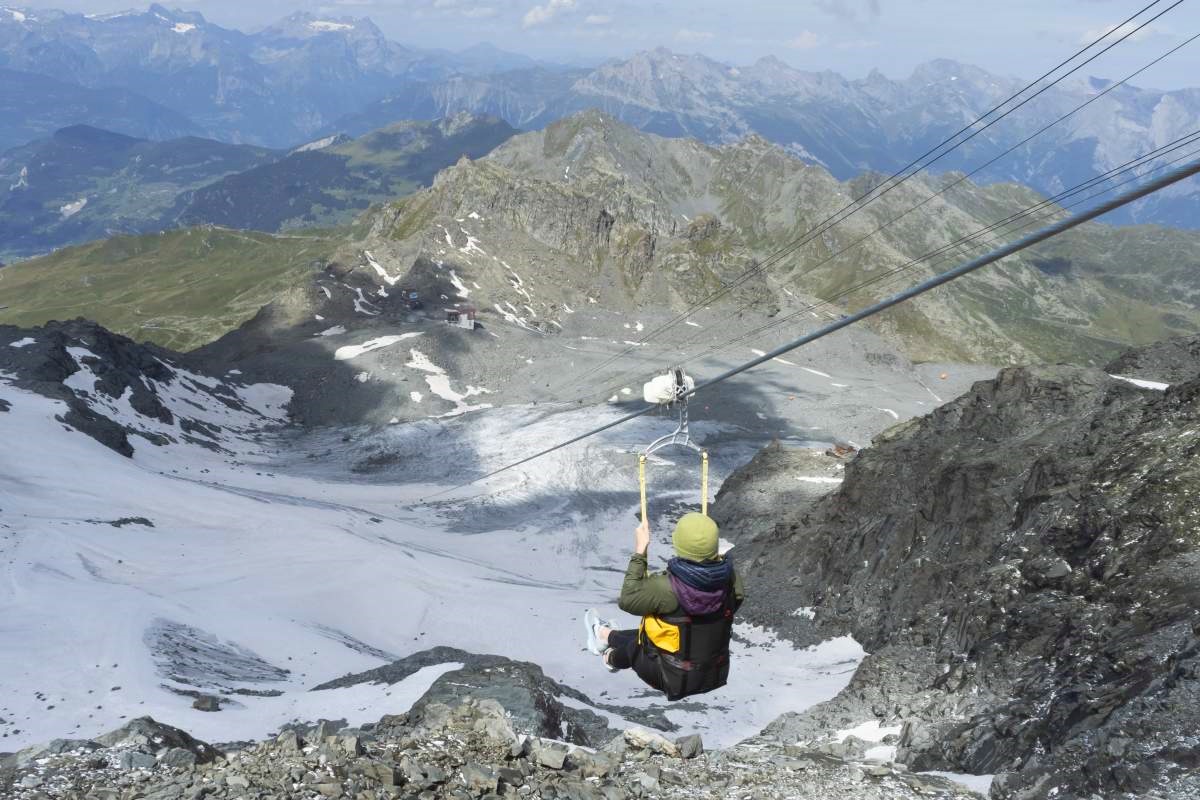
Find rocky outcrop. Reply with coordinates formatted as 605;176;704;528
0;319;289;455
0;319;177;455
1105;331;1200;384
719;340;1200;798
0;698;984;800
311;646;674;747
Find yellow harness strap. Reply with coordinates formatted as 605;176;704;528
640;450;710;522
639;454;648;524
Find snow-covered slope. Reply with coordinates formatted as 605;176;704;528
0;345;865;752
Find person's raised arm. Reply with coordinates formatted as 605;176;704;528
619;520;675;616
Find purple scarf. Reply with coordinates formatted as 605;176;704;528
667;557;734;615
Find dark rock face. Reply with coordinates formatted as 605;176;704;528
0;319;180;455
724;349;1200;799
0;318;282;456
1105;332;1200;384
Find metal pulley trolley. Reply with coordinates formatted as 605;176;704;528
638;368;709;524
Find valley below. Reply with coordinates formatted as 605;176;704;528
0;314;1000;798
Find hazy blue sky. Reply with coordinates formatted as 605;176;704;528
16;0;1200;88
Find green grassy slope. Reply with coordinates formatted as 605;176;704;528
0;227;345;351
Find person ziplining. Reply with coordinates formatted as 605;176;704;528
583;369;745;701
585;513;744;700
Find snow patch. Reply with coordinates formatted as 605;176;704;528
364;251;401;286
294;134;342;153
172;22;195;33
315;325;347;338
334;333;423;361
404;349;493;417
865;744;897;761
836;720;903;743
791;607;816;619
797;476;842;485
60;197;88;218
8;337;36;348
351;287;380;316
448;270;470;299
308;20;353;31
458;230;486;257
493;303;540;334
1110;374;1169;391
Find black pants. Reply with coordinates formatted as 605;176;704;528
606;629;640;670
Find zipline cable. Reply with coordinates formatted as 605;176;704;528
544;0;1183;398
425;156;1200;498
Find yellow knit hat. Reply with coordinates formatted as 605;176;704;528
672;512;719;562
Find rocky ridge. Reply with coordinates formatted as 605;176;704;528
363;111;1200;365
0;696;983;800
342;49;1200;229
715;334;1200;799
0;319;289;456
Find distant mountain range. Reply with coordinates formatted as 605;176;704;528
2;5;1198;228
0;115;515;261
6;112;1198;366
0;4;549;149
342;50;1200;228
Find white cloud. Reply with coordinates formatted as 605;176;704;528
584;14;612;25
522;0;577;28
786;30;821;49
1081;20;1156;44
675;28;715;43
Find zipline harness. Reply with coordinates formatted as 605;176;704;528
638;368;709;522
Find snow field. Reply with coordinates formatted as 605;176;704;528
0;382;868;752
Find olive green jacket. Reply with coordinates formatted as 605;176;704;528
618;553;746;617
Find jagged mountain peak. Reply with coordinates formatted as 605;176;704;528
145;3;203;24
588;47;736;82
258;10;381;40
904;57;1013;90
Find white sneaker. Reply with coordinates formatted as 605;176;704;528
584;608;613;655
